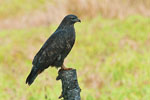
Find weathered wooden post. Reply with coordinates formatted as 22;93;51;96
56;69;81;100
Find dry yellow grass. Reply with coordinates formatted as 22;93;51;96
0;0;150;29
66;0;150;18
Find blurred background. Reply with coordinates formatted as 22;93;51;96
0;0;150;100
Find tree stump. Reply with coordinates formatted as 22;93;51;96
56;69;81;100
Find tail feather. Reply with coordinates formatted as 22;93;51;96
26;66;38;85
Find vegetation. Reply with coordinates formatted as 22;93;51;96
0;0;150;19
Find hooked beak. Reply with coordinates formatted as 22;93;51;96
77;18;81;22
73;18;81;23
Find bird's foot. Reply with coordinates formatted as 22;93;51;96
60;67;73;71
60;64;72;71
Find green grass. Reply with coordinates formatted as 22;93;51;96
0;15;150;100
0;0;48;19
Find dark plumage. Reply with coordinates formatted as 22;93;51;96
26;14;81;85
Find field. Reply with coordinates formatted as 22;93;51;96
0;0;150;100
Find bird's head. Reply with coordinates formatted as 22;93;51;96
62;14;81;25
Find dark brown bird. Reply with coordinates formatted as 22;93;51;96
26;14;81;85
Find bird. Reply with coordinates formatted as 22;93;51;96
26;14;81;85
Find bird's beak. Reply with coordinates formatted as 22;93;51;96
77;19;81;22
73;18;81;23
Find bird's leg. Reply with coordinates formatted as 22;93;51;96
61;64;72;70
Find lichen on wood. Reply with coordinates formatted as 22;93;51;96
56;69;81;100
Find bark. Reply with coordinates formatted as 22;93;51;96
56;69;81;100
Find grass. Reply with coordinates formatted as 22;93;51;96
0;15;150;100
0;0;150;21
0;0;47;19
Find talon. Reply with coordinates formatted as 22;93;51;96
61;64;72;70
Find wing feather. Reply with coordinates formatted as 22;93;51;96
32;30;67;68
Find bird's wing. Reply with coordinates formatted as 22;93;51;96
32;30;67;67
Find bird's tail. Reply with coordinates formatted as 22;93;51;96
26;66;39;85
